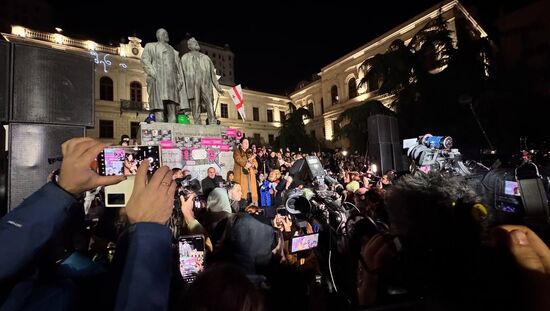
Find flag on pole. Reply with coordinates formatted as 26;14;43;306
229;84;246;122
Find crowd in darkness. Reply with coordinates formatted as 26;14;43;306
1;137;550;311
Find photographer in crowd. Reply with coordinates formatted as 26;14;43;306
357;172;527;309
0;138;176;310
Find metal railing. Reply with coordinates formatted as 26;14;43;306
120;100;149;112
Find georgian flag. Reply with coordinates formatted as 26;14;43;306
229;84;246;122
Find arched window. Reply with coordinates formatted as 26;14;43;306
99;76;113;101
331;85;338;104
348;78;358;98
130;81;142;102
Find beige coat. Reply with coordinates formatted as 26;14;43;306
233;148;258;204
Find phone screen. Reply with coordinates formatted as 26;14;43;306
98;146;161;176
178;235;205;284
290;233;319;253
504;181;521;196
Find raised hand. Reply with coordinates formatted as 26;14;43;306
57;138;126;196
125;161;176;224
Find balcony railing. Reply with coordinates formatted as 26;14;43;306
120;100;149;113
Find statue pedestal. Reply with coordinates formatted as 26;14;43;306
139;122;243;181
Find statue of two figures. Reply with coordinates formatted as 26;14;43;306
141;29;224;125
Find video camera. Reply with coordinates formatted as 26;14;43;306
406;134;550;228
174;175;202;200
406;134;474;177
283;156;354;236
479;160;550;228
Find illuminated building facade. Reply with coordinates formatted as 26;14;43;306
289;0;488;149
2;27;287;146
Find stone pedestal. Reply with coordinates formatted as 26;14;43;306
139;122;243;182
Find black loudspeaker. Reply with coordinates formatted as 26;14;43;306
0;41;9;122
7;123;85;211
0;125;7;216
367;114;403;173
11;43;94;126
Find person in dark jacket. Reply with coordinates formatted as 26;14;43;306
0;138;176;311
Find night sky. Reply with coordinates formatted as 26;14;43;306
4;0;535;95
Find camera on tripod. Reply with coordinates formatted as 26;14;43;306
406;134;472;177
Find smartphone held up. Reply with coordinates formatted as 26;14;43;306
97;145;161;176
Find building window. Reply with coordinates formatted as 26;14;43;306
268;134;274;145
99;76;113;101
130;81;142;102
267;109;273;122
331;85;339;104
279;111;286;122
220;103;228;118
99;120;114;139
253;107;259;121
130;121;140;139
307;102;314;116
253;133;261;145
348;78;358;98
321;98;324;114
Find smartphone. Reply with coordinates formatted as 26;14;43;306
98;145;161;176
178;235;206;284
290;233;319;253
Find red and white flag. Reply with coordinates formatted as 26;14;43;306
229;84;245;122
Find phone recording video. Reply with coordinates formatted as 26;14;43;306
98;146;161;176
290;233;319;253
179;235;205;284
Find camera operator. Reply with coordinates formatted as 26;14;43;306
356;172;525;309
0;138;177;310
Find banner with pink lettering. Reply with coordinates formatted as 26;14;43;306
140;123;243;181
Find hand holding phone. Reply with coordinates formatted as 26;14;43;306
57;138;126;197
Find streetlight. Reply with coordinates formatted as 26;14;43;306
342;150;348;157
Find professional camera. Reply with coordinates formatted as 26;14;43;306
406;134;475;177
175;175;202;199
477;159;550;228
283;156;357;237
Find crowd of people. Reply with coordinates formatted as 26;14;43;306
1;136;550;311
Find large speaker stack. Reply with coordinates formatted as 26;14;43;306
0;41;94;214
367;114;403;174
